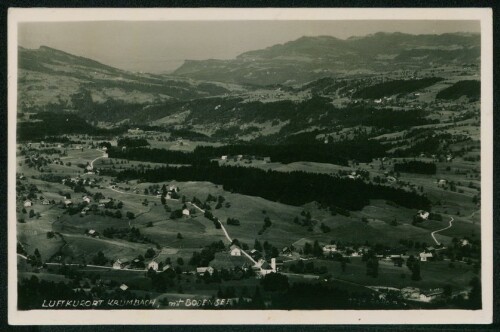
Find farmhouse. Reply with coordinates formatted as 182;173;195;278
281;247;292;256
230;244;242;256
322;244;337;254
419;251;433;262
24;200;33;207
86;229;98;238
82;196;91;204
99;198;111;207
113;259;129;270
182;208;190;217
147;261;159;271
417;210;430;220
196;266;214;276
64;199;73;206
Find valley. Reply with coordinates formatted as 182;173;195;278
16;31;482;310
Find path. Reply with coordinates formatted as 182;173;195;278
189;203;258;266
430;216;454;245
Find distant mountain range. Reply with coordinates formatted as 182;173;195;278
173;32;480;85
18;45;233;113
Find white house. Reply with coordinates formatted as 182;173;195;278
322;244;337;254
418;210;430;220
64;199;73;206
196;266;214;275
113;259;129;270
419;251;433;262
230;244;241;256
119;284;129;291
182;208;190;217
147;261;159;271
221;155;228;160
42;199;50;205
169;185;178;192
438;179;447;187
82;196;91;204
24;200;33;207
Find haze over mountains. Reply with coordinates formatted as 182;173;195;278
18;32;480;139
174;32;480;85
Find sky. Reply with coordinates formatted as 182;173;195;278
18;20;480;73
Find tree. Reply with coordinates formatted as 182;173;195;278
177;233;183;239
145;248;156;259
29;209;35;218
410;260;421;281
161;196;166;205
126;211;135;220
177;257;184;266
254;240;263;252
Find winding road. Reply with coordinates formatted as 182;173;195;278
430;216;454;245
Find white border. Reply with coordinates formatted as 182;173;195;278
8;7;493;325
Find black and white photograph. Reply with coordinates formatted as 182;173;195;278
7;8;493;325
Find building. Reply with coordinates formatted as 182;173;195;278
281;247;292;256
147;261;159;271
113;259;129;270
438;179;447;187
87;229;98;237
64;199;73;206
82;196;91;204
417;210;430;220
419;251;433;262
182;208;190;217
196;266;214;275
230;244;241;256
322;244;337;254
221;155;228;160
401;287;421;300
119;284;129;291
23;200;32;207
42;199;50;205
99;198;111;207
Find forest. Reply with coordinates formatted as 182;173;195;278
352;77;443;99
108;138;388;166
101;163;431;211
394;160;437;175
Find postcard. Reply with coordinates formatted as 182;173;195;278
7;7;493;325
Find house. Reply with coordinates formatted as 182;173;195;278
258;261;275;276
263;157;271;163
85;164;93;171
236;154;243;161
119;284;129;291
23;200;32;207
42;199;50;205
281;247;292;256
168;185;178;192
401;287;421;300
147;261;159;271
221;155;228;160
270;258;282;272
165;192;172;200
417;210;430;220
64;199;73;206
113;259;129;270
438;179;447;187
182;208;190;217
250;249;262;260
196;266;214;275
87;229;98;237
419;251;433;262
81;207;90;215
99;198;111;207
322;244;337;254
82;196;91;204
460;239;470;247
419;288;444;302
162;264;172;271
230;244;241;256
387;176;397;183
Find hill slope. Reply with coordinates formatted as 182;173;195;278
18;46;232;113
173;32;480;85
